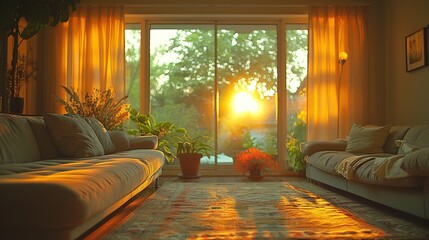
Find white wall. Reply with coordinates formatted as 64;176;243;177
384;0;429;125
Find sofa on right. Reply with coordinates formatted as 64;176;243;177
302;123;429;219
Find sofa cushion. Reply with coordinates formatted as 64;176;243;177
352;158;424;188
395;140;420;155
307;151;355;175
383;126;411;154
0;150;164;230
346;124;390;154
401;124;429;152
44;113;104;158
85;117;116;154
400;147;429;177
108;131;131;152
26;116;62;160
0;114;41;164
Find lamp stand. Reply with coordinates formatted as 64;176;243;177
337;58;346;139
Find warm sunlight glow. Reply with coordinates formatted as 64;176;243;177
233;92;259;114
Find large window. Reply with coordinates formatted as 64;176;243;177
125;18;307;173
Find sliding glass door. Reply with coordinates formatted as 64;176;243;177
217;25;278;164
125;18;308;172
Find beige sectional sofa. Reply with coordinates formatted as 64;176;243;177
0;113;165;240
303;123;429;219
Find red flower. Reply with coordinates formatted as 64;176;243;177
234;148;278;174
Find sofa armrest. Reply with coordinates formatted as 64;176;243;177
129;135;158;150
301;139;347;156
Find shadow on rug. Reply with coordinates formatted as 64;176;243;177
104;179;429;239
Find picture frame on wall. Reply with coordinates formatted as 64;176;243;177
405;27;428;72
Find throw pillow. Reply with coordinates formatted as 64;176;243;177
26;116;62;160
346;124;391;154
395;140;420;155
108;131;130;152
44;113;104;158
85;117;116;154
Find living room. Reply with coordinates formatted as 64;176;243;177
1;0;429;239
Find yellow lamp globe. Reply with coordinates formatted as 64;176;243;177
339;51;348;64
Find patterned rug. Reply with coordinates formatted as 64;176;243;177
104;178;429;239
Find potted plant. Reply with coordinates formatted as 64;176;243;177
7;54;37;113
176;134;213;178
55;85;130;130
234;147;278;179
0;0;77;112
127;108;187;163
286;135;306;173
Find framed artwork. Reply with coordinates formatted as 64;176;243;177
405;27;428;72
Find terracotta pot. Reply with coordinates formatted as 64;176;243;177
248;164;263;180
178;153;202;178
249;165;261;176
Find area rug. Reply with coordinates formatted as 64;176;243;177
104;178;429;239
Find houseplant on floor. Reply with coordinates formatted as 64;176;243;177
176;134;213;179
234;147;278;179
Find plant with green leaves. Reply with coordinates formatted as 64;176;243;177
286;109;307;172
0;0;77;105
128;108;187;163
55;85;130;130
286;135;305;172
176;134;214;158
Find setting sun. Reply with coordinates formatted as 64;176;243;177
233;92;259;114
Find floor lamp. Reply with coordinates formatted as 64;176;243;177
337;51;348;139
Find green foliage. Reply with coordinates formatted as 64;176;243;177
176;134;214;158
0;0;77;39
55;86;130;130
125;25;309;165
286;109;307;172
286;135;305;172
242;129;277;156
127;108;187;163
0;0;77;102
125;29;142;110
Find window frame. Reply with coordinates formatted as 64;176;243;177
125;14;308;175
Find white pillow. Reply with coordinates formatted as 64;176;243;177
346;124;390;154
44;113;104;158
85;117;116;154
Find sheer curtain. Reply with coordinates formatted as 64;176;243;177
27;6;125;114
308;6;369;141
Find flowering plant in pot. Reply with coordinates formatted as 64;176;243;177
176;134;213;178
234;148;278;178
